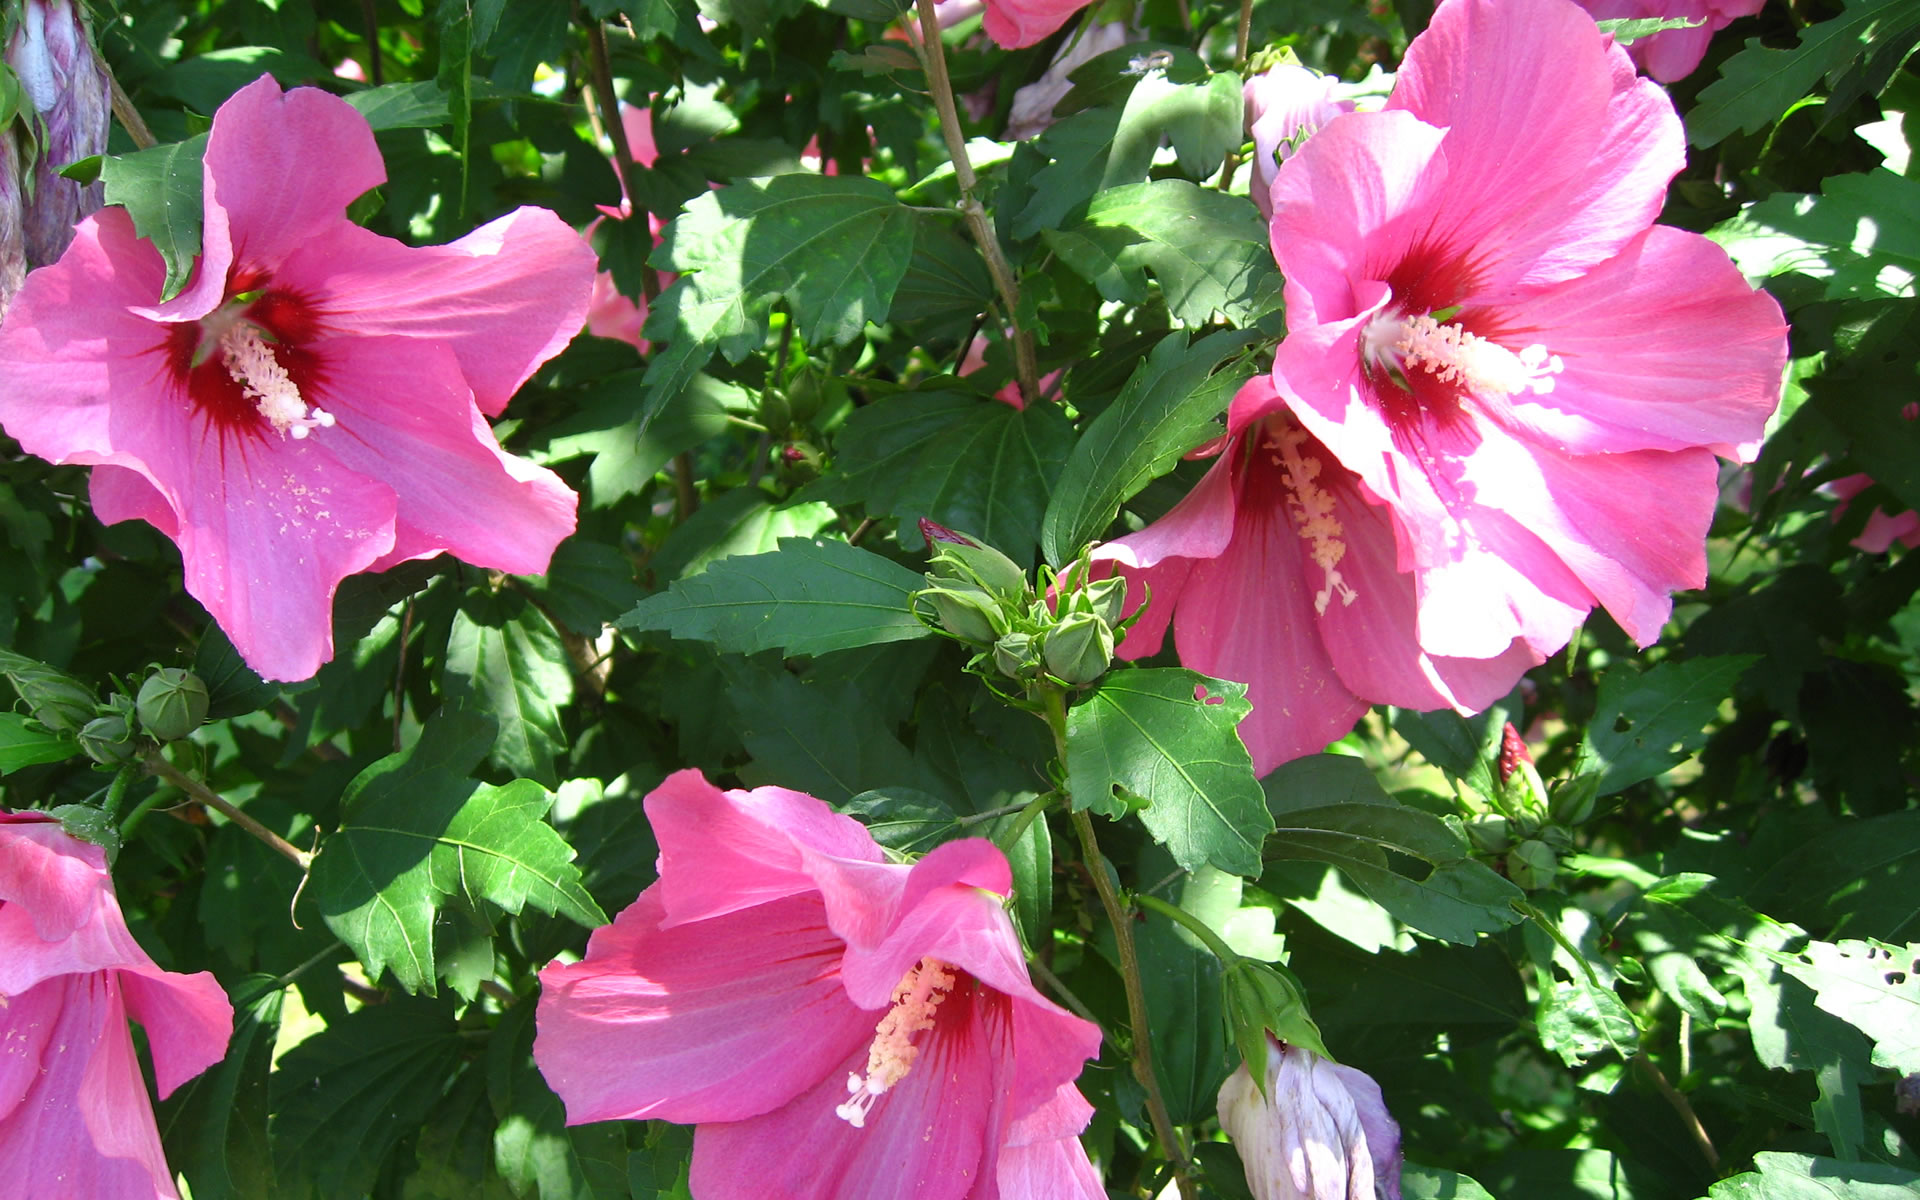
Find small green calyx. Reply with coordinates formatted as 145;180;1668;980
78;713;138;765
1222;957;1329;1096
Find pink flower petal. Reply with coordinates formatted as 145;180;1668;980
999;1086;1104;1200
1479;226;1787;460
0;815;109;944
534;889;872;1125
981;0;1091;48
280;209;597;415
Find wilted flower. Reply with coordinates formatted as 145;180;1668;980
535;769;1105;1200
1005;22;1132;140
1572;0;1766;82
1;131;22;313
1102;0;1785;771
5;0;110;268
0;811;234;1198
0;75;594;682
1217;1038;1403;1200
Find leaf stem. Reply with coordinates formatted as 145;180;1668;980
585;15;662;303
991;791;1052;852
1041;689;1194;1199
143;751;313;871
910;0;1041;405
1135;891;1239;965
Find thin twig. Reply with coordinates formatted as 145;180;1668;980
108;76;155;150
1028;956;1099;1023
911;0;1040;405
144;752;312;871
585;17;663;303
1634;1054;1719;1169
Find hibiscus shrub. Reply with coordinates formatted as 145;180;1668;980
0;0;1916;1197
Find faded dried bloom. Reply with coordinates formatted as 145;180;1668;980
5;0;109;267
1217;1038;1403;1200
1;129;22;313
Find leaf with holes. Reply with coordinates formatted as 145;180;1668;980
1784;938;1920;1073
1065;668;1269;876
307;714;605;995
1572;655;1759;795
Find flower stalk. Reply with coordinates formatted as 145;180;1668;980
143;750;313;870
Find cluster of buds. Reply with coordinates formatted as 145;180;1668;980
2;651;208;766
913;520;1129;689
2;0;112;312
1462;722;1598;891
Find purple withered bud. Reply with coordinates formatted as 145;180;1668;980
6;0;110;267
1217;1037;1404;1200
1;124;23;314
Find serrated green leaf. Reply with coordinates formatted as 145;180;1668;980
149;46;332;114
520;537;645;635
619;537;931;656
0;711;78;771
828;391;1076;564
270;997;469;1200
1065;668;1270;876
1105;69;1244;186
1784;938;1920;1073
1595;15;1702;44
1707;1152;1920;1199
1388;702;1510;800
343;80;451;131
1400;1164;1499;1200
1043;180;1281;327
1573;655;1759;796
841;788;964;853
443;589;574;786
309;715;605;994
640;175;916;423
1689;0;1920;147
100;134;209;303
1041;328;1258;564
1711;170;1920;300
648;489;837;582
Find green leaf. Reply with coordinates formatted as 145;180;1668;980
1262;755;1525;944
1104;69;1244;186
436;0;474;215
100;134;209;303
841;788;964;854
1401;1164;1500;1200
1041;328;1259;564
270;997;469;1200
149;46;332;113
724;656;943;802
1134;890;1234;1122
828;391;1076;564
1595;15;1702;44
0;711;79;772
520;537;645;635
1388;702;1511;800
1044;180;1282;327
343;80;452;131
1688;0;1920;147
488;1002;630;1200
1706;1152;1920;1199
619;537;932;656
1573;655;1759;796
160;981;281;1200
308;715;605;994
1783;938;1920;1073
532;371;736;508
648;489;838;582
443;589;574;786
1065;668;1270;876
1710;170;1920;300
641;176;916;424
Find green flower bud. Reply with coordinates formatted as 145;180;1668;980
1222;957;1328;1092
920;520;1030;598
1508;838;1557;891
1465;814;1511;855
1042;611;1113;684
1081;575;1128;628
921;582;1003;645
992;631;1039;680
77;713;135;765
1550;773;1600;827
0;649;97;735
136;667;208;742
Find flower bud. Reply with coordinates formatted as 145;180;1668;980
1549;773;1600;827
992;631;1039;680
77;713;135;765
6;0;110;267
1042;611;1113;684
1495;721;1550;820
1217;1038;1404;1200
1080;574;1127;627
0;647;97;735
1508;838;1557;891
136;667;208;741
1464;814;1510;856
919;519;1030;598
921;582;1003;645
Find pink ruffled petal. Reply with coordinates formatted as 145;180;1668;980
998;1086;1104;1200
534;889;872;1125
0;976;181;1200
301;336;576;576
688;979;1017;1200
1094;453;1239;661
0;816;110;944
147;75;385;321
118;968;234;1099
279;209;596;415
1386;0;1683;296
645;770;888;928
1480;227;1787;460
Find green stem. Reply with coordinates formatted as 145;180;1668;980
233;939;346;1009
144;751;313;871
1135;892;1240;966
989;792;1052;852
911;0;1040;405
100;762;137;818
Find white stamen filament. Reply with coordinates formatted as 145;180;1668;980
1363;311;1563;399
834;957;957;1129
1265;426;1358;616
222;324;334;439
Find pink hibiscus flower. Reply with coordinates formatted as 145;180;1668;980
0;75;594;681
1100;0;1786;773
1573;0;1766;83
0;811;234;1199
534;769;1104;1200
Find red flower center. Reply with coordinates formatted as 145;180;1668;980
163;286;330;441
